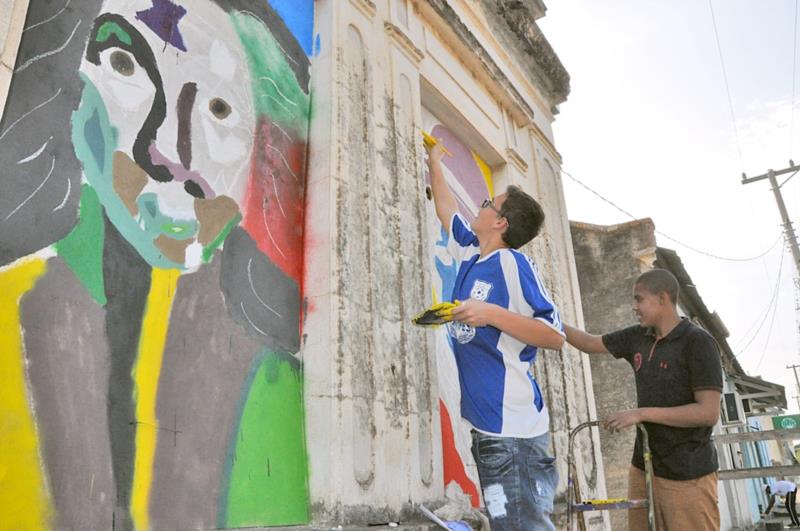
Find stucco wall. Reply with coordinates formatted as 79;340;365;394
305;1;607;528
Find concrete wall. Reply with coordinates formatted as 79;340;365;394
570;219;657;531
0;1;313;529
304;1;607;528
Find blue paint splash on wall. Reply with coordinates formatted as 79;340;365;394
267;0;313;55
85;110;106;173
435;226;457;302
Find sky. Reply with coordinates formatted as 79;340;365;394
539;0;800;412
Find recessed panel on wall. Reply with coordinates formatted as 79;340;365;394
421;105;498;508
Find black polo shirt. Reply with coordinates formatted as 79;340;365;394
602;319;723;480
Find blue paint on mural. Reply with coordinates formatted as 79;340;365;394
435;226;457;302
85;111;106;173
267;0;313;55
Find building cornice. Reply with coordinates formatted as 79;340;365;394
481;0;570;107
419;0;538;126
385;21;425;64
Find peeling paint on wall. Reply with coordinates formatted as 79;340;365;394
0;1;313;528
339;22;377;489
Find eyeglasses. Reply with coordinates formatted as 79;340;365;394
481;198;502;216
481;198;509;227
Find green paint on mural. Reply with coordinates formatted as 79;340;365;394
55;185;106;305
96;21;132;46
222;351;309;527
72;75;182;270
201;213;241;263
230;12;309;135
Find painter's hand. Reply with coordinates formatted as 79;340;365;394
605;409;642;431
426;141;446;166
450;299;496;327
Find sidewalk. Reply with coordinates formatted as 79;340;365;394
761;512;800;530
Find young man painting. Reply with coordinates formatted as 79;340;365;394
564;269;722;531
426;142;565;530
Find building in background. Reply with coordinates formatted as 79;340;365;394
0;0;608;528
571;219;787;531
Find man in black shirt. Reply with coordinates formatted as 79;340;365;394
565;269;722;531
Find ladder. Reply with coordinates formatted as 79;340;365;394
567;421;656;531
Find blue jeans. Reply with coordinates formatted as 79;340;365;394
471;430;557;531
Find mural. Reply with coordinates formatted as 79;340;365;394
422;112;495;508
0;0;312;529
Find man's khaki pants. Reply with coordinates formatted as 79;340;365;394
628;466;720;531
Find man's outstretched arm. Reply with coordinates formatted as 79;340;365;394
426;142;458;232
606;389;721;430
564;323;609;354
449;299;565;350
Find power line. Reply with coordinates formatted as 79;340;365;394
733;246;784;351
708;0;745;169
562;168;783;262
758;275;784;370
747;249;785;370
746;249;783;364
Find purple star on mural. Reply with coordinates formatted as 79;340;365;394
136;0;188;52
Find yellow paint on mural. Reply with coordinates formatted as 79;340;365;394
130;268;179;531
0;257;52;530
473;152;494;199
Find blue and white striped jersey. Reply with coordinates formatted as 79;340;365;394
446;213;564;438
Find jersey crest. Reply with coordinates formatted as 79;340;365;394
469;279;492;301
448;320;476;344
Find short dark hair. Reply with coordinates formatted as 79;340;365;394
498;185;545;249
635;269;679;304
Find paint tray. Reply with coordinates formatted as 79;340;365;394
412;301;458;326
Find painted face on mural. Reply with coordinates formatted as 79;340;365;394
76;0;256;269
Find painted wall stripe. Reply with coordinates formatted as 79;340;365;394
473;152;494;199
0;257;51;530
130;268;180;530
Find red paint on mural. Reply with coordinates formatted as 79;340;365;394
439;399;480;507
242;117;306;287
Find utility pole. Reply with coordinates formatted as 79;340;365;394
741;163;800;274
788;364;800;411
743;164;800;376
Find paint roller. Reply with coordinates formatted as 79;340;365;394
411;292;460;326
422;130;453;157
